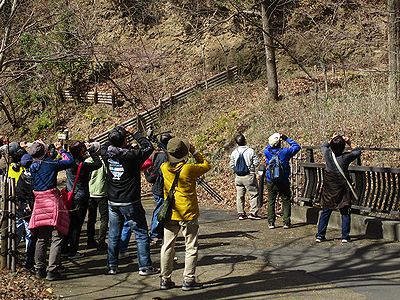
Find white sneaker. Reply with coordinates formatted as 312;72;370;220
268;223;275;229
341;239;349;244
139;266;159;276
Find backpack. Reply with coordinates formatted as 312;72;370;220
234;149;250;176
268;149;284;182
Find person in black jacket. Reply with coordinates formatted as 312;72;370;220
100;125;158;276
15;153;36;271
144;133;173;245
63;141;102;258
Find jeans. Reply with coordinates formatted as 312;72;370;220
108;203;152;270
119;221;132;254
150;194;164;240
16;218;36;269
267;180;292;225
317;207;351;240
160;219;199;281
87;197;108;244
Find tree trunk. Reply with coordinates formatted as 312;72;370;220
388;0;400;122
261;0;279;101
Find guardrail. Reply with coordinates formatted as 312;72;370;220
91;66;238;144
64;90;125;108
292;147;400;219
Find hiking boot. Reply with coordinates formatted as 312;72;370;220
46;271;66;281
238;214;247;220
268;223;275;229
138;266;159;276
107;267;117;275
181;280;203;291
315;236;326;243
35;269;46;279
160;278;176;290
86;239;98;249
248;213;262;220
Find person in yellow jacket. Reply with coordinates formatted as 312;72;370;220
159;137;211;291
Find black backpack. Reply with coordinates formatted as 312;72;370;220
234;149;250;176
268;149;284;182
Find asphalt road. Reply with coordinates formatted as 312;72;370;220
50;199;400;300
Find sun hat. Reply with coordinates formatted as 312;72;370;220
167;137;190;163
268;133;281;147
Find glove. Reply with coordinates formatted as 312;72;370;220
280;134;288;141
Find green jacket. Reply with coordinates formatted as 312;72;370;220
86;157;107;197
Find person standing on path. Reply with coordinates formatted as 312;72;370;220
86;148;108;251
264;133;301;229
28;141;74;281
100;125;158;276
63;142;102;259
229;133;261;220
159;138;211;291
316;134;361;243
144;132;173;244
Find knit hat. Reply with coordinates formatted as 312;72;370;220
28;142;48;159
167;137;190;163
268;133;281;147
20;154;33;167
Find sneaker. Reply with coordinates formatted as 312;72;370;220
68;252;84;259
315;236;326;243
138;266;159;276
182;280;203;291
341;239;350;244
283;223;291;229
150;238;162;246
46;271;65;281
57;265;66;273
86;239;98;249
238;214;247;220
268;223;275;229
160;278;176;290
35;269;46;279
107;267;117;275
248;214;262;220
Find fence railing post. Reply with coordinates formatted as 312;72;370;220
111;90;116;110
94;87;98;104
0;175;8;269
303;148;317;205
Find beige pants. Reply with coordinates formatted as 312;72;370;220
160;219;199;282
235;173;259;215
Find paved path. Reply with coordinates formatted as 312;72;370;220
50;199;400;299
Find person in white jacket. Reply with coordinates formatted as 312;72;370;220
229;133;260;220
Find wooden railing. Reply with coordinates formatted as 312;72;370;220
91;66;238;144
64;66;238;110
293;147;400;219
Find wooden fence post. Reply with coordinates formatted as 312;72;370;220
9;178;16;272
303;148;317;205
111;90;116;110
94;87;98;104
158;98;163;120
0;176;8;269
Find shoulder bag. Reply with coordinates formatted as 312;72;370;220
61;162;83;210
157;172;180;224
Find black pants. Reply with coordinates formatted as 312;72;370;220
87;197;108;244
63;199;88;255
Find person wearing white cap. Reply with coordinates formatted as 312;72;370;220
264;133;300;229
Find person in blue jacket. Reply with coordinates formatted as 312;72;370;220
264;133;301;229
